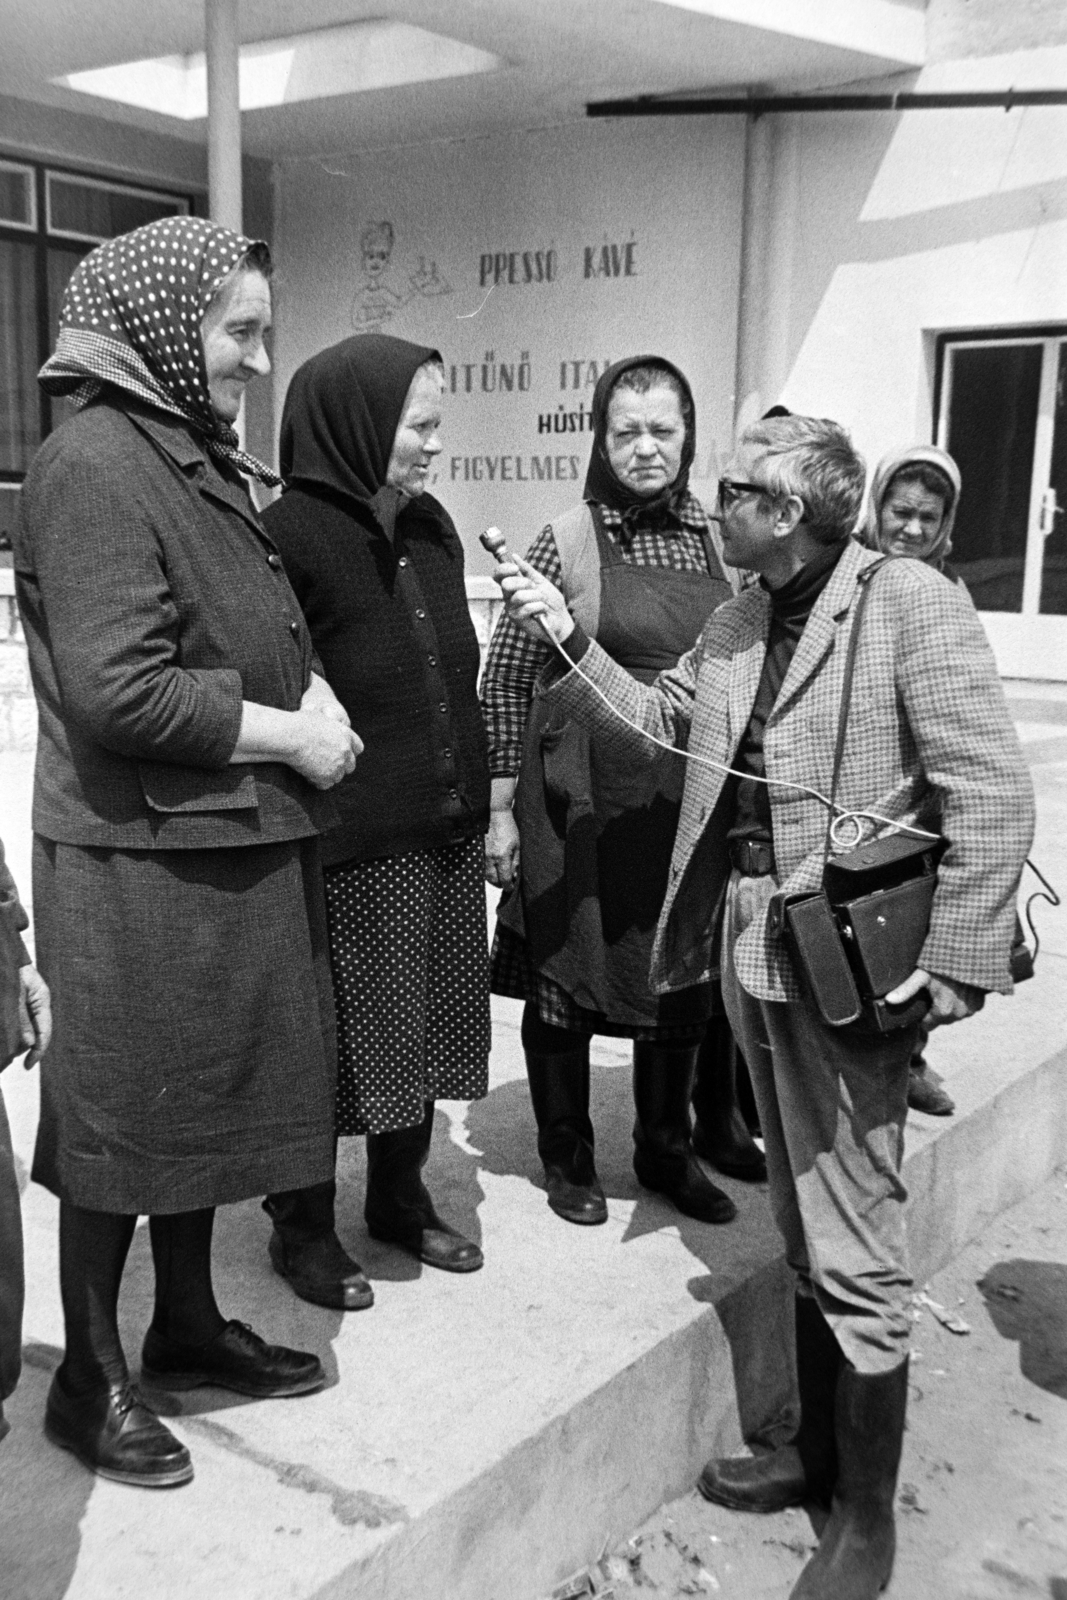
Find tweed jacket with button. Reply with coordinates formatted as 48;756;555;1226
544;537;1035;1002
15;397;335;850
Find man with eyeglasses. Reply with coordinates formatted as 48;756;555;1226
491;411;1032;1600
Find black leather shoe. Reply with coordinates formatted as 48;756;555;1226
45;1373;193;1487
544;1167;608;1226
699;1443;807;1511
141;1320;325;1398
269;1228;374;1311
366;1213;484;1273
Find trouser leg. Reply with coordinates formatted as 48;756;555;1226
521;1005;606;1226
632;1042;736;1225
148;1209;226;1347
691;1004;767;1181
722;872;914;1375
0;1090;24;1439
699;1289;843;1512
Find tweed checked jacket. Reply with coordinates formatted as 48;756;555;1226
544;538;1034;1003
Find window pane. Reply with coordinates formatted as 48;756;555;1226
0;484;19;562
46;245;94;433
1040;343;1067;616
0;239;41;473
946;343;1043;613
0;163;34;228
47;174;186;242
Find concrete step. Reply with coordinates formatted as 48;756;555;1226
1;681;1065;1600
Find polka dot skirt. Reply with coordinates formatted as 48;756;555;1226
324;838;491;1136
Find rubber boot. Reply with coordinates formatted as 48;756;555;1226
699;1293;843;1511
632;1044;736;1224
264;1179;374;1311
525;1045;607;1225
789;1356;909;1600
365;1103;483;1273
691;1014;767;1181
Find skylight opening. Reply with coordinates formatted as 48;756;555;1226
55;20;502;120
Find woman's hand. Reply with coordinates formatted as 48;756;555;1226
493;554;575;647
287;710;364;790
486;809;521;887
18;964;52;1069
301;672;350;727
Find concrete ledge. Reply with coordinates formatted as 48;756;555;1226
2;691;1066;1600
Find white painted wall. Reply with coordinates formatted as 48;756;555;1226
271;118;746;573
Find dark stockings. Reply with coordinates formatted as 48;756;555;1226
148;1208;227;1348
57;1202;136;1396
56;1202;227;1397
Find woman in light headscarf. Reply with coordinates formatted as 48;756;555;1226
860;442;964;1116
263;334;490;1280
16;217;361;1488
860;444;961;571
481;356;764;1231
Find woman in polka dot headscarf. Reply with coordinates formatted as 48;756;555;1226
40;213;282;483
15;216;363;1489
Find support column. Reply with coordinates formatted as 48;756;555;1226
733;110;774;432
205;0;242;231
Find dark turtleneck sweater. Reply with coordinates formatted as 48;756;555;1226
728;541;845;845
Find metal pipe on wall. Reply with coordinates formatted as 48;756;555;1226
205;0;242;232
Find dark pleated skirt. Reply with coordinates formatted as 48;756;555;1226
31;835;337;1214
325;838;490;1135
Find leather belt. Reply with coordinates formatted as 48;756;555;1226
728;837;776;877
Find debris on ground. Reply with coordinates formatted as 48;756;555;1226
912;1290;972;1335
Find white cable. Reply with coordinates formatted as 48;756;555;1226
533;615;940;851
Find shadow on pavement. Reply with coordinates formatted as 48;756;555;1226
2;1344;92;1600
978;1259;1067;1400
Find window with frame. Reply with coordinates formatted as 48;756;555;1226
0;158;192;557
935;327;1067;617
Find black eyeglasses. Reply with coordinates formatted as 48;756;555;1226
717;476;769;509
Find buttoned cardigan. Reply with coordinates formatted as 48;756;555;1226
262;484;490;867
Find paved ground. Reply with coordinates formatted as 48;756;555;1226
0;676;1065;1598
561;1165;1067;1600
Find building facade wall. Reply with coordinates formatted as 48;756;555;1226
270;118;747;579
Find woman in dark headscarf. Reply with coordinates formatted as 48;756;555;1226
16;217;363;1487
262;334;490;1281
481;356;764;1230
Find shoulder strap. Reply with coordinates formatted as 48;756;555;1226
822;557;889;862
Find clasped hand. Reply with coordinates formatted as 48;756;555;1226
295;674;362;789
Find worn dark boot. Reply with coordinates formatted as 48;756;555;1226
525;1041;607;1226
789;1356;909;1599
691;1015;767;1181
699;1293;843;1511
264;1181;374;1311
365;1103;483;1273
632;1044;736;1224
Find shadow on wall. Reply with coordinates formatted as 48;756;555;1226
768;106;1067;407
978;1257;1067;1399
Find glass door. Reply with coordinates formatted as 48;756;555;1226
937;331;1067;679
